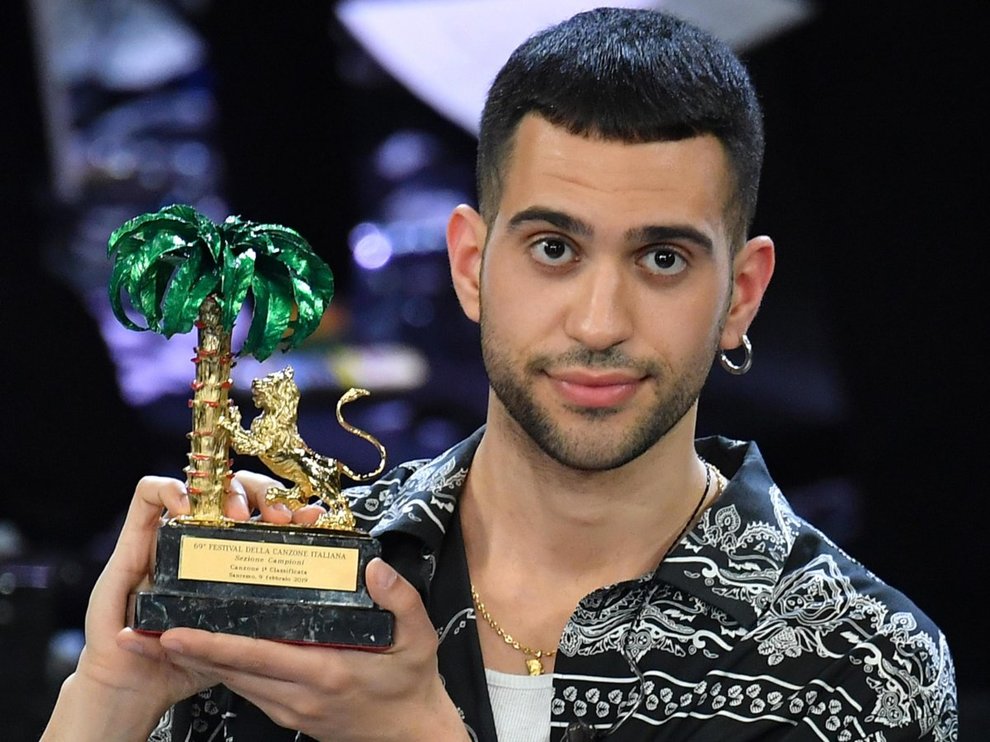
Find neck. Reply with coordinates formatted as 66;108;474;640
462;395;708;590
462;395;717;674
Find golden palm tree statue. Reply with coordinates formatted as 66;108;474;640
107;203;334;522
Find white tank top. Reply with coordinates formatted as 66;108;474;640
485;668;554;742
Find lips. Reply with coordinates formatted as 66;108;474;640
546;370;645;408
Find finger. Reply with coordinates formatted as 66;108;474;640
212;674;303;731
233;470;293;524
158;561;433;679
291;504;327;525
115;476;188;573
87;477;188;637
223;477;251;521
155;477;191;521
153;641;317;734
115;626;171;662
160;629;323;684
365;558;437;656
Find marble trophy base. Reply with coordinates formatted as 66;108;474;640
128;520;394;648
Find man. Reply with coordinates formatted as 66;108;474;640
42;7;957;741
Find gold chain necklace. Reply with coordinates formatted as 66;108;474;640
471;584;557;676
471;460;725;676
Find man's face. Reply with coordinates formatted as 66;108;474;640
478;116;736;471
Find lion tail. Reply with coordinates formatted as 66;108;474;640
335;388;387;482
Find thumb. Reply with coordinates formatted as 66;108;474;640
365;558;436;653
86;477;188;643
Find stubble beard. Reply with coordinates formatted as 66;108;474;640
480;313;721;472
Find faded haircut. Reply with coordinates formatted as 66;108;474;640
476;7;765;247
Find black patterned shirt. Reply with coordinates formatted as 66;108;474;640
154;430;958;741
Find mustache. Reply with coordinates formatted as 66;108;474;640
528;346;661;375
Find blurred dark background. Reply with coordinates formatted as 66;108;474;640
2;0;986;738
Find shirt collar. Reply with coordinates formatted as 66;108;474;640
360;427;483;550
360;429;797;629
659;436;800;627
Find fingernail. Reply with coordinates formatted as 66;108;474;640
232;491;250;512
373;559;398;591
120;638;145;656
160;635;185;654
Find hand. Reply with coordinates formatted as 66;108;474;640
234;469;328;524
155;473;466;742
41;476;250;740
157;558;466;741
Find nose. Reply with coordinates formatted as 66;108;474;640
562;261;634;350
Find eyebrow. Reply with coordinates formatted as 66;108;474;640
506;206;714;254
627;224;714;254
507;207;592;237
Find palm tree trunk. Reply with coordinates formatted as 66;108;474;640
184;295;233;521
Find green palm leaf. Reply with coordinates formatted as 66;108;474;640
109;207;220;333
109;204;220;260
107;204;334;360
161;250;221;337
249;225;334;348
219;248;257;330
109;232;187;330
242;258;296;361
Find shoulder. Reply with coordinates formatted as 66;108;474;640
343;428;483;539
696;436;958;738
763;524;958;738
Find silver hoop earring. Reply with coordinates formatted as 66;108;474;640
719;334;752;375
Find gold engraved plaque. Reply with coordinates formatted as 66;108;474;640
178;536;359;591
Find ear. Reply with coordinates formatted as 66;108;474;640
446;204;487;324
720;235;775;350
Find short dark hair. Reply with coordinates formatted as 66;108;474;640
477;7;765;245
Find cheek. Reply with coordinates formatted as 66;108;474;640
481;287;544;348
481;260;555;330
637;292;724;358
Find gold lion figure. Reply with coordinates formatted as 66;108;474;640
219;367;386;531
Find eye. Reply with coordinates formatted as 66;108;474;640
530;237;576;266
640;247;687;276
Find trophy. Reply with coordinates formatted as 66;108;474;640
108;204;393;648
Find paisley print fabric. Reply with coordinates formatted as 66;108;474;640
157;430;957;741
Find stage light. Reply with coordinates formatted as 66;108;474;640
335;0;815;136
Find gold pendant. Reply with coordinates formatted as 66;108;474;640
526;657;544;676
